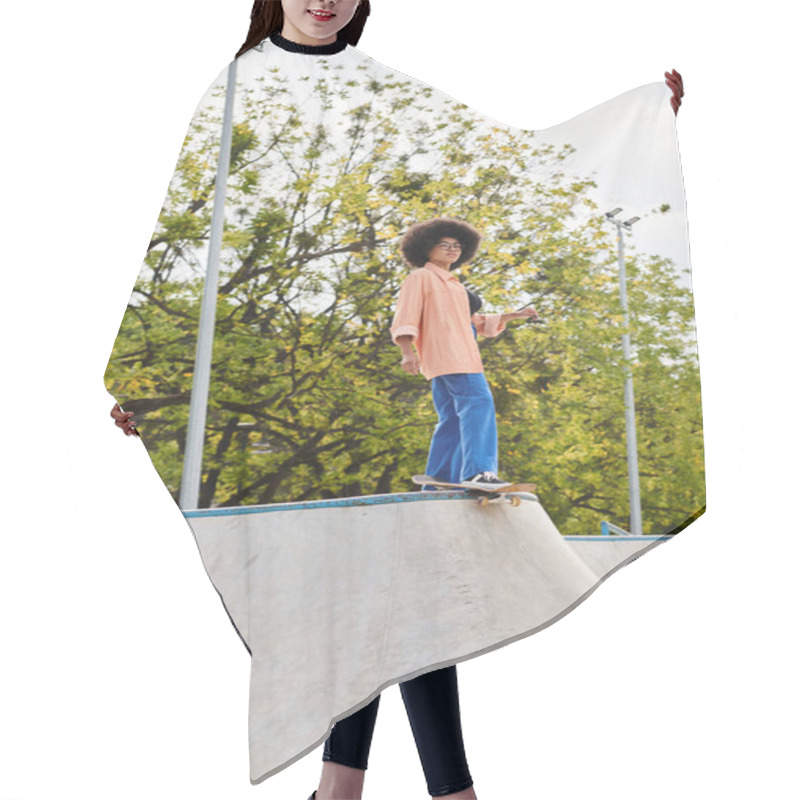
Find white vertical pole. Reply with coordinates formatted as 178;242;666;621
613;220;643;537
179;60;238;510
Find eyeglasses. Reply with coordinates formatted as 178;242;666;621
436;242;462;251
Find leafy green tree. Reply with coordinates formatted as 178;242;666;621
105;66;703;535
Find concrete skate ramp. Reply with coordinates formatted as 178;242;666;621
184;491;601;784
565;535;672;576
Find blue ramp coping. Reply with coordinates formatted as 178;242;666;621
563;535;671;542
181;489;538;518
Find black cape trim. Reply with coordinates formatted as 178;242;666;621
269;31;348;55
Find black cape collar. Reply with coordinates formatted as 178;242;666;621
269;31;348;55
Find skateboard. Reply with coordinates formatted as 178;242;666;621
411;474;537;507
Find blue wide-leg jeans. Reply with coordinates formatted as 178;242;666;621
424;371;499;484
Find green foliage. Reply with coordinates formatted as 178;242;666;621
105;67;704;535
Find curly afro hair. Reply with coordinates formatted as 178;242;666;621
399;217;482;270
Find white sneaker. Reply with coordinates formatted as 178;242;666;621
462;471;512;490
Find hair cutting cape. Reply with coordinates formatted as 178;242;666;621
104;33;705;785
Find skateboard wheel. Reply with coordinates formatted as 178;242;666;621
511;496;521;506
478;496;489;507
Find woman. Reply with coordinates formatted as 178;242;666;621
391;218;538;491
108;2;686;798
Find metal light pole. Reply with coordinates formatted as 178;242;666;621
604;208;643;536
179;60;238;510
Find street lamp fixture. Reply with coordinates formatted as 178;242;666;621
604;208;643;537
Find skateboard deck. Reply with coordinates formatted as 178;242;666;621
412;475;537;506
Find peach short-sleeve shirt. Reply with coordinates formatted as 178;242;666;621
390;261;506;380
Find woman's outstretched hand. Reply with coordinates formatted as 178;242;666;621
110;402;140;436
516;307;539;322
665;69;684;115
